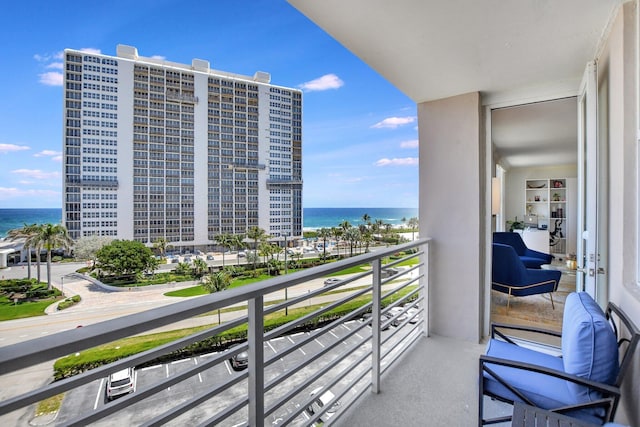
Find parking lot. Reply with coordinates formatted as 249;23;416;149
53;316;416;426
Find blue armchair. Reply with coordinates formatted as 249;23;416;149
492;243;561;312
479;292;640;426
493;232;553;268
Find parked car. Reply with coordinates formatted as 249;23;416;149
106;367;135;401
230;351;249;370
323;277;342;286
388;306;409;326
206;254;215;261
381;267;400;278
362;311;393;330
237;251;247;258
307;387;341;422
406;306;419;324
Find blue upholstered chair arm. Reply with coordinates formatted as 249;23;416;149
480;354;619;422
524;247;553;263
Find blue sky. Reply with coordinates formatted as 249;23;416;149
0;0;418;209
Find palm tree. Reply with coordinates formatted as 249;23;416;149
344;227;361;257
33;223;74;290
246;226;268;271
407;216;419;241
7;223;40;280
361;213;371;227
317;228;331;261
214;234;232;267
331;227;342;258
230;234;245;266
152;237;170;258
192;258;208;278
201;271;232;324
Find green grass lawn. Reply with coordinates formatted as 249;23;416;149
0;297;62;321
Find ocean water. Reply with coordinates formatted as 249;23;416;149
0;209;63;238
302;207;418;230
0;207;418;237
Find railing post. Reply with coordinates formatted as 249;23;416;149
371;257;381;394
248;296;264;427
421;241;430;337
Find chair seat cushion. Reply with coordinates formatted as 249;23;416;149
483;339;605;425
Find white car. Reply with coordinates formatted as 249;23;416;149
388;306;409;326
323;277;342;286
406;306;420;324
106;367;135;401
307;387;341;422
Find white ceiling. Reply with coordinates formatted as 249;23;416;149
491;97;578;169
288;0;622;168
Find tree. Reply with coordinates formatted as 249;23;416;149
230;234;245;266
361;213;371;227
201;271;232;324
407;217;419;241
74;235;113;269
331;227;342;258
96;240;157;278
214;234;232;267
192;258;208;278
152;237;171;258
246;226;268;271
33;224;74;290
344;227;361;257
317;228;331;261
7;223;40;280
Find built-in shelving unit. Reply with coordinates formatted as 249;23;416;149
525;178;573;256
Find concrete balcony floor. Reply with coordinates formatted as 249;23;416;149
337;274;569;427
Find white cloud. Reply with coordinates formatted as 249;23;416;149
400;139;419;149
151;55;166;60
299;74;344;92
371;116;416;129
0;143;30;154
34;150;61;158
80;48;102;54
375;157;419;167
0;187;60;200
39;71;63;86
46;62;64;70
12;169;60;180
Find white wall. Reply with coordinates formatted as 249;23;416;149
419;92;485;342
595;2;640;424
502;165;577;229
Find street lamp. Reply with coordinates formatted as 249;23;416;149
60;276;64;296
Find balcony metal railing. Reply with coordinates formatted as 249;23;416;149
0;238;430;426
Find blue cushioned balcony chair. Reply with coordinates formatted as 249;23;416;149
493;231;553;268
492;243;561;312
479;292;640;426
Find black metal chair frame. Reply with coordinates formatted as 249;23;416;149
479;302;640;426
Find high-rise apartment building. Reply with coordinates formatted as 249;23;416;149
63;45;302;250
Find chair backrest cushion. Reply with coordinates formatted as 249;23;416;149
562;292;619;402
493;232;527;255
492;243;526;284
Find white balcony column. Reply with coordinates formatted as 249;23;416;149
248;296;265;426
418;91;486;342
